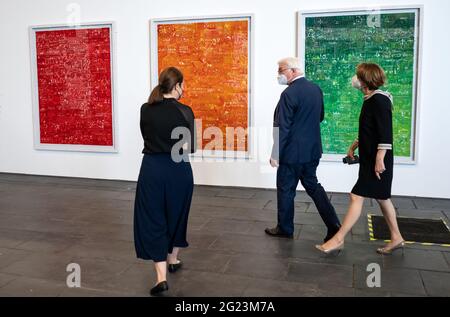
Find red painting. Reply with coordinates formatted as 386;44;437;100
157;20;249;152
35;27;113;146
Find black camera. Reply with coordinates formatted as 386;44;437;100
343;155;359;165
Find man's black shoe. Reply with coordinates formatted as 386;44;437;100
265;226;293;239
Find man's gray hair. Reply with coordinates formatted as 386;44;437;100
278;57;304;73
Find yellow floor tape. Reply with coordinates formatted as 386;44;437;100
367;214;450;248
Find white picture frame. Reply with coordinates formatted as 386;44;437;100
29;22;118;153
149;14;254;160
297;6;423;165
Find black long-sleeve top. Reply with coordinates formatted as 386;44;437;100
140;98;196;155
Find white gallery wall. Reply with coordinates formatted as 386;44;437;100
0;0;449;198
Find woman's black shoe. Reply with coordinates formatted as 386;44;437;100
168;261;183;273
150;281;169;296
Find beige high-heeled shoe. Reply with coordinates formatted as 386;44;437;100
315;241;344;255
377;241;405;255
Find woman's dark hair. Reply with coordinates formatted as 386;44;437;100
148;67;184;104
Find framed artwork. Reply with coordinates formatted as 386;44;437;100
150;15;253;158
298;6;423;164
29;22;117;152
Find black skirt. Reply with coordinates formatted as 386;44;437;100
351;153;394;200
134;153;193;262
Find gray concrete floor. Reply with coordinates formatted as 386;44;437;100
0;172;449;297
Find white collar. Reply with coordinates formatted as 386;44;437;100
289;75;305;84
364;89;394;104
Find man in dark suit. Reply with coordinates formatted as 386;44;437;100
265;57;341;242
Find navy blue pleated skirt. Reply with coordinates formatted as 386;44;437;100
134;153;193;262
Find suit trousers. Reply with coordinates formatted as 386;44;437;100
277;159;341;235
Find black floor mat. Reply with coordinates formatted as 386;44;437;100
369;215;450;245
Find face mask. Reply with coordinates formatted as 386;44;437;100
278;74;288;85
351;75;363;90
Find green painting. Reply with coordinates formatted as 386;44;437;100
303;10;418;159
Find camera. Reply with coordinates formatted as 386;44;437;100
343;155;359;165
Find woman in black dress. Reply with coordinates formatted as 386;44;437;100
316;63;404;255
134;67;196;296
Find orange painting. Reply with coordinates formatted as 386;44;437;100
157;19;249;152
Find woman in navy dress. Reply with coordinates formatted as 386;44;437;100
316;63;404;255
134;67;196;296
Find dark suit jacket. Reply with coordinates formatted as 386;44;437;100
271;77;324;164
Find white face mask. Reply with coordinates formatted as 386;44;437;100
278;74;288;85
176;84;183;100
351;75;363;90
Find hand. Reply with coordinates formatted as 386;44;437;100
347;148;355;160
270;158;279;168
375;158;386;180
347;140;358;159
